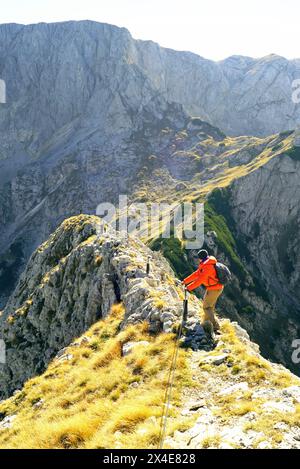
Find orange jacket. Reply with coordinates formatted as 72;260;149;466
183;256;223;291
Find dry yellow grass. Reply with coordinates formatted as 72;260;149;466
0;303;191;449
201;434;221;449
1;282;298;449
199;320;298;391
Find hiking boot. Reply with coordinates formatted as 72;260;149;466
201;320;215;340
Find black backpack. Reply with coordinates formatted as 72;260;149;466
215;262;232;285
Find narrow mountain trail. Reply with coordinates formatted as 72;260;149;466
165;320;300;450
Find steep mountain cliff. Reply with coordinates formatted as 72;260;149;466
1;21;299;144
0;216;300;450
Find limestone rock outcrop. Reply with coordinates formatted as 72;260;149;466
0;215;206;398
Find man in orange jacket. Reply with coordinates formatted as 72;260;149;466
183;249;223;332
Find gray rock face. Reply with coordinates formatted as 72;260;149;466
231;153;300;363
0;21;299;150
0;214;205;398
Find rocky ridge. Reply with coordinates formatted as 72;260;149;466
0;215;208;398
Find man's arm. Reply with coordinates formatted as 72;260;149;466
183;267;206;291
186;272;205;291
182;269;199;286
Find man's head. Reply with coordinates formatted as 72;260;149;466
197;249;208;261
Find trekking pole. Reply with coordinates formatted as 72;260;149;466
158;285;189;449
146;256;150;275
183;286;188;322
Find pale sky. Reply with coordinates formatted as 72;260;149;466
0;0;299;60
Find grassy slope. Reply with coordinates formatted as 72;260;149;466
1;304;299;449
0;304;193;449
164;132;294;206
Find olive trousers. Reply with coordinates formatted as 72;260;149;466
202;287;224;331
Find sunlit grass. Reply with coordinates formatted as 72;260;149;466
0;303;191;449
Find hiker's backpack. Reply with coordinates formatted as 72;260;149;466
215;262;232;285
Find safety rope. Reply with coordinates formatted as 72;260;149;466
158;287;188;449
